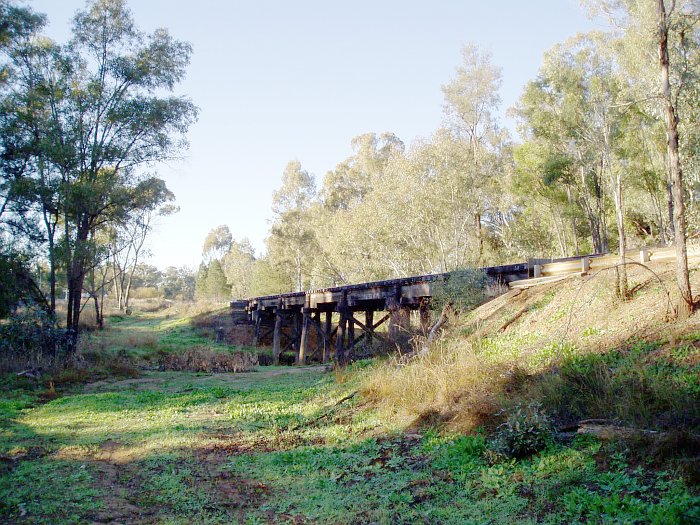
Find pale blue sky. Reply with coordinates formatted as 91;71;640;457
30;0;604;270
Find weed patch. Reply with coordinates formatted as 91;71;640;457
158;346;258;373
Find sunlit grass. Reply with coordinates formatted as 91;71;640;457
1;364;698;524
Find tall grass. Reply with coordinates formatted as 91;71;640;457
363;339;511;428
363;329;700;434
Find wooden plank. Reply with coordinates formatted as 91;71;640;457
365;311;373;345
347;287;390;304
508;274;580;289
309;291;342;308
335;312;347;365
401;282;432;300
350;315;390;345
347;313;355;359
252;310;261;346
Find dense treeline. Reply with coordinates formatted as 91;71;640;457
212;1;698;313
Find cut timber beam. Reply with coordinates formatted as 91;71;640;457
298;308;312;365
272;305;283;365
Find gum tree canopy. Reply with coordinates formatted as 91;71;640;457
0;0;198;335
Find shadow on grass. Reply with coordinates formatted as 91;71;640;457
1;363;698;525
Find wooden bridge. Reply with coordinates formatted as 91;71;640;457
231;245;695;365
232;262;530;365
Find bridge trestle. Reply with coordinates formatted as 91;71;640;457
237;262;532;365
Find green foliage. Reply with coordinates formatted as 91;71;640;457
267;160;318;292
203;260;230;302
222;238;256;298
202;225;233;262
0;252;45;319
0;305;64;371
532;341;700;430
194;262;208;300
249;257;293;296
162;266;196;301
490;403;554;459
431;268;488;313
0;459;102;524
0;361;697;524
0;0;197;332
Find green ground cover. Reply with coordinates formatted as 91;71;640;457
1;363;698;524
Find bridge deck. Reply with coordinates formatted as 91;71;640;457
233;261;531;366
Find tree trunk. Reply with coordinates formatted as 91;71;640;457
67;222;90;335
658;0;693;317
593;166;609;253
47;227;56;316
666;171;675;240
93;293;102;329
474;212;483;264
612;170;628;299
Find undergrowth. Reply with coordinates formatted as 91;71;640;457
2;367;697;524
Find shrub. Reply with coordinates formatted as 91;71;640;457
362;340;505;429
130;287;162;299
431;269;488;314
0;306;68;372
158;346;258;373
490;403;553;459
531;344;700;432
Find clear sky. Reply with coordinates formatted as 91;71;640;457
30;0;604;270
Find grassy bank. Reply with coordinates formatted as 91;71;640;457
2;366;697;524
364;260;700;435
71;308;260;377
1;261;699;523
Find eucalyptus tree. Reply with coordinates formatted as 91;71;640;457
110;183;176;311
162;265;195;301
0;2;51;315
657;0;697;315
222;237;256;299
320;132;404;211
515;34;638;296
268;160;317;292
316;132;404;285
586;0;699;312
514;35;621;257
202;224;233;264
4;0;198;334
441;44;507;264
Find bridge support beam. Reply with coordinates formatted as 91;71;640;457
335;294;350;366
252;309;262;346
298;308;312;365
364;310;373;347
419;300;430;335
387;298;410;341
323;311;332;363
272;306;283;365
